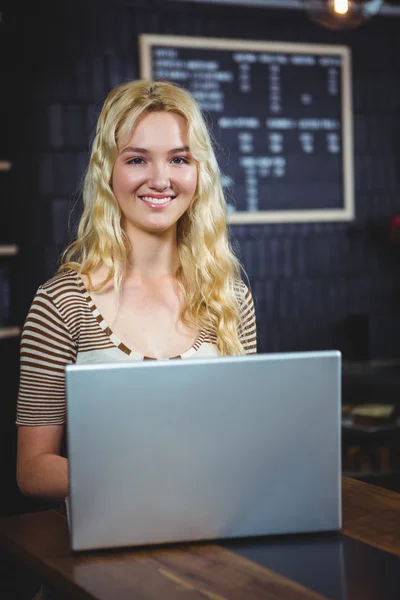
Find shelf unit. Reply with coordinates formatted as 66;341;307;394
0;150;18;338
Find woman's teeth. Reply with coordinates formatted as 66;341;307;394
141;196;173;205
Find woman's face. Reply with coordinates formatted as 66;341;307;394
112;111;198;235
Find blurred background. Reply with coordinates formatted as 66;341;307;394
1;0;400;522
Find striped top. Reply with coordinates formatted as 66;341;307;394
17;270;257;426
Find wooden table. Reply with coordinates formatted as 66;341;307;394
0;477;399;600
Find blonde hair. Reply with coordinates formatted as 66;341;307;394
60;80;245;355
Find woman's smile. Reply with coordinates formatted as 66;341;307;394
139;194;176;208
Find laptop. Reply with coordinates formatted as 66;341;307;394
65;351;342;552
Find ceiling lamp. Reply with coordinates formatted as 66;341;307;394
304;0;384;29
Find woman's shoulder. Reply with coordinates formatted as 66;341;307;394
38;268;81;297
28;269;88;337
35;269;87;315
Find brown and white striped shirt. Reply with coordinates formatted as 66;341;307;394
16;270;257;426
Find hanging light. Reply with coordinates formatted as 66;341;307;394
333;0;350;14
304;0;384;29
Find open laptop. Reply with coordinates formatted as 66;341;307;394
65;351;341;552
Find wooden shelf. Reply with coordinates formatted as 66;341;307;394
344;358;400;368
343;358;400;374
0;327;21;340
0;244;18;256
0;161;12;172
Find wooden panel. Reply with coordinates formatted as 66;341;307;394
0;510;327;600
0;327;21;340
0;244;18;256
342;476;400;557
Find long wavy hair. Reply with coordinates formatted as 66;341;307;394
60;80;245;355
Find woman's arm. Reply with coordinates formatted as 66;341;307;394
16;279;78;502
17;425;68;502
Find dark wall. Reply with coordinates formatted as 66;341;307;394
6;0;400;360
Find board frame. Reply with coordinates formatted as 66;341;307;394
139;34;354;224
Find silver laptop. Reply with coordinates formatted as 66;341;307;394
65;351;341;552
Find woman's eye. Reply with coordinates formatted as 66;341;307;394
171;156;188;165
128;157;145;165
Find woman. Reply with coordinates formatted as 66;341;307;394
16;80;257;503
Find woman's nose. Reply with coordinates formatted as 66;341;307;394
148;163;170;190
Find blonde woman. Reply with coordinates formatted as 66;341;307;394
16;80;257;503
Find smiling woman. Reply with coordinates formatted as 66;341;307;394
15;80;257;509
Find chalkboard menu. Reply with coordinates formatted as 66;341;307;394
139;35;354;224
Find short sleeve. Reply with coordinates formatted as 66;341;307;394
238;285;257;354
16;287;77;426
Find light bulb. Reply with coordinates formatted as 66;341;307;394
333;0;349;14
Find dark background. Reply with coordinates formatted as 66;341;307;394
1;0;400;515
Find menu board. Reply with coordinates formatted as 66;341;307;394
139;35;354;224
